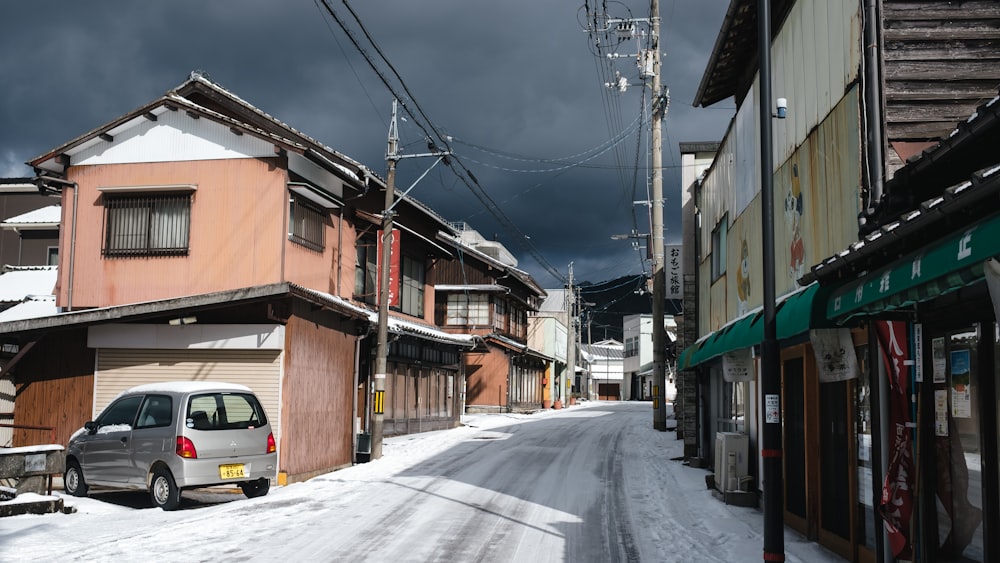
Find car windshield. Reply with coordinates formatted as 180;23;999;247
186;392;267;430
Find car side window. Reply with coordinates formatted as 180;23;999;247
187;392;267;430
95;395;143;433
135;395;173;429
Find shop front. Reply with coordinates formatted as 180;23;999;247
809;163;1000;561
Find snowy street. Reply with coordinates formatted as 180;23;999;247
2;402;843;562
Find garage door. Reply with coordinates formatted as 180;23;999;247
95;348;282;441
597;383;621;401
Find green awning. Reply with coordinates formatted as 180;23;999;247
677;282;830;370
828;213;1000;321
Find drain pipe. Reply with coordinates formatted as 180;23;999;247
863;0;885;218
34;175;78;311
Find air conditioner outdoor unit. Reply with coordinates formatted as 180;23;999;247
714;432;749;492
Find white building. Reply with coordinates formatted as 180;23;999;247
623;314;677;401
581;339;623;400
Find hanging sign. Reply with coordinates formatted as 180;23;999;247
810;328;859;382
722;349;753;382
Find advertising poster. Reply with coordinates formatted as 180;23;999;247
950;349;971;418
932;337;946;383
934;390;948;437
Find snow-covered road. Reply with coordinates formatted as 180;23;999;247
1;401;843;562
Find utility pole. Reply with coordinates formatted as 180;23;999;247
649;0;668;432
372;100;452;459
758;0;785;560
564;263;575;407
584;2;667;428
371;101;400;460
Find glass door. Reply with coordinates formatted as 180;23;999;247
854;344;877;556
931;326;985;561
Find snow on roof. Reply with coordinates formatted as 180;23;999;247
1;205;61;226
0;295;57;322
0;267;57;302
298;286;475;346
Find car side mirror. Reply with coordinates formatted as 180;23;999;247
84;421;98;434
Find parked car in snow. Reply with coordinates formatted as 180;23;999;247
64;381;277;510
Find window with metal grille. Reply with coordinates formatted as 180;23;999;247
288;196;325;251
400;255;424;317
103;193;191;257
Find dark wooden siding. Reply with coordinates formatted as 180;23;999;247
12;329;95;447
281;305;358;483
882;1;1000;168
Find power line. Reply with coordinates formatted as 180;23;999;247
317;0;567;284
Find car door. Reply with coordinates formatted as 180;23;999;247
80;395;143;484
128;394;175;483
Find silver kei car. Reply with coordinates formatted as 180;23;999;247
65;381;277;510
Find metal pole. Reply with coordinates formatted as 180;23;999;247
757;0;785;560
565;263;575;406
372;100;400;460
650;0;667;431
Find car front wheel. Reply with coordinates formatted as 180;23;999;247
240;477;270;498
150;467;181;510
64;459;89;497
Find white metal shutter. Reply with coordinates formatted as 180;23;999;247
0;373;13;447
94;348;282;441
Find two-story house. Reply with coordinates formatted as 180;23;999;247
433;224;549;413
0;177;59;446
623;313;677;401
348;190;474;438
0;72;469;483
580;339;623;400
528;290;569;409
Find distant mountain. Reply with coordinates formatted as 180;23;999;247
576;274;682;343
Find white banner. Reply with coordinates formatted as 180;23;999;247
811;328;859;382
722;349;754;382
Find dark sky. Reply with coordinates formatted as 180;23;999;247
1;1;733;288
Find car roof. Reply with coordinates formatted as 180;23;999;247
120;381;254;397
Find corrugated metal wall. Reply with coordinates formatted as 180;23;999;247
697;0;862;338
94;349;282;440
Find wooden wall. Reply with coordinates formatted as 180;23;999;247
280;303;358;483
464;347;510;410
12;329;95;447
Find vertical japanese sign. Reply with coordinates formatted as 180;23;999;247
377;228;401;308
874;320;915;560
666;245;682;299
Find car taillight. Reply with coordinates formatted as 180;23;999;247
176;436;198;459
266;432;276;454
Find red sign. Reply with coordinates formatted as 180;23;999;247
874;320;914;559
376;228;400;308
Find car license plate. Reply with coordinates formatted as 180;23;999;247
219;463;247;479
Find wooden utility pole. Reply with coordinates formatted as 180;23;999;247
650;0;668;431
372;100;401;460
